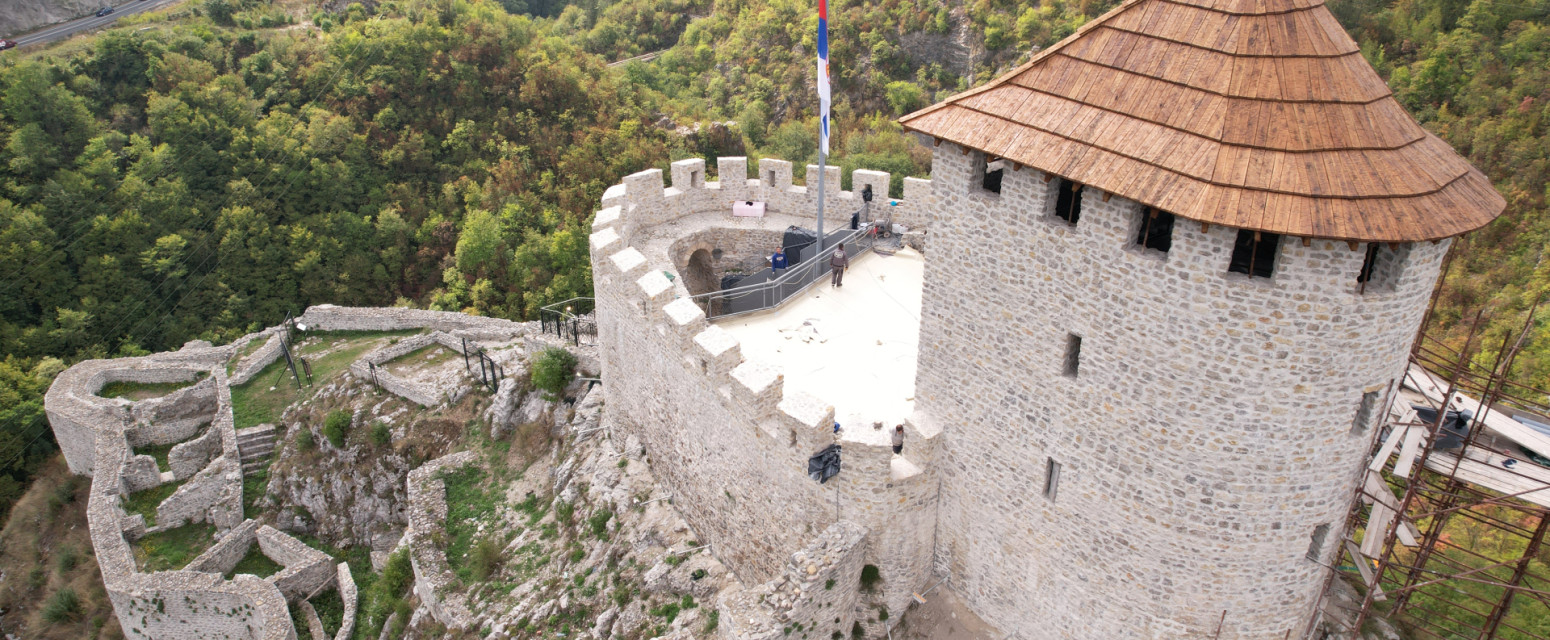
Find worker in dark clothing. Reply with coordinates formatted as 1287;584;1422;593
830;243;849;287
892;425;904;454
771;246;788;276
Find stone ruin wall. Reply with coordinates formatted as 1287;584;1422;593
589;157;943;636
403;450;480;630
914;141;1450;639
43;306;556;640
718;521;869;640
348;330;474;408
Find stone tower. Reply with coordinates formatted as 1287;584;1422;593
897;0;1504;636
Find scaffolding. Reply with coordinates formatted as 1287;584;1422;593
1317;276;1550;639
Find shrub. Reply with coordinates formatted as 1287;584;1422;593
296;427;315;451
471;536;503;581
56;546;80;574
42;588;81;623
531;348;578;399
555;500;575;524
323;410;350;448
859;564;882;592
370;421;391;446
704;610;720;634
588;509;613;540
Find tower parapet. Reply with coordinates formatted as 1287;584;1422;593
590;156;942;632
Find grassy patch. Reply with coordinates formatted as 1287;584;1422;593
228;547;285;579
313;588;346;638
355;548;414;640
132;522;217;573
120;481;184;527
324;410;351;448
243;467;270;516
98;377;201;401
229;331;412;430
383;344;459;376
133;441;177;473
40;587;81;623
441;465;507;584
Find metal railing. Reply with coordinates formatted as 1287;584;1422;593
539;297;596;346
689;222;893;320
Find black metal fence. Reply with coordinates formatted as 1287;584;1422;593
689;222;891;319
539;297;597;346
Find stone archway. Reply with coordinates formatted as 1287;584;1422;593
684;248;718;297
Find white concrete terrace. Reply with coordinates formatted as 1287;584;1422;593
716;247;925;438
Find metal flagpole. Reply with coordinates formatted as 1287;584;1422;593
815;0;830;256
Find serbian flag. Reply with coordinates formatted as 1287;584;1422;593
817;0;831;155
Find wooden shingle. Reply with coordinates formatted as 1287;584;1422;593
899;0;1504;242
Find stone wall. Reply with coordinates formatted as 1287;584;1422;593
335;563;359;640
154;456;242;532
186;518;263;575
913;141;1449;639
120;451;163;494
257;525;336;600
128;376;218;442
297;305;528;338
169;423;222;480
348;331;473;407
719;521;869;640
230;332;284;386
589;157;941;637
109;573;294;640
404;450;479;630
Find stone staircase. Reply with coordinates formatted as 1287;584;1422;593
236;424;278;476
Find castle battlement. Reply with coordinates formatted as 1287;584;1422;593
590;156;944;637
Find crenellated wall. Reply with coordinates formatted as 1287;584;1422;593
590;157;941;637
915;141;1450;639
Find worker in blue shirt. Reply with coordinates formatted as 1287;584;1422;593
771;246;788;276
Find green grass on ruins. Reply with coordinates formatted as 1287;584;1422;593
313;587;345;637
132;521;216;573
243;467;270;516
98;375;204;402
227;546;285;579
228;330;421;430
384;344;460;376
120;480;183;527
441;464;511;585
132;424;208;473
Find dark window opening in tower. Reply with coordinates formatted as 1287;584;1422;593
1306;523;1331;561
1136;207;1174;252
1043;458;1061;502
981;157;1003;194
1229;230;1280;278
1351;389;1382;435
1357;242;1409;294
1054;179;1083;224
1063;333;1082;377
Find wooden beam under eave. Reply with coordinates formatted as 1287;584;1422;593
1101;192;1112;203
1012;163;1022;172
1348;241;1360;251
1200;222;1209;233
1302;237;1311;247
933;137;941;147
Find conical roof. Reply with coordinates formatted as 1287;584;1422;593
898;0;1504;242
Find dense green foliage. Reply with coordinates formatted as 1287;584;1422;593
531;346;577;397
323;409;350;448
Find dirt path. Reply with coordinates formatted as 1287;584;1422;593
893;587;1003;640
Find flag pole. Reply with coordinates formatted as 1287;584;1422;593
815;0;830;256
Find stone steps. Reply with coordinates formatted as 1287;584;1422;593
236;424;278;476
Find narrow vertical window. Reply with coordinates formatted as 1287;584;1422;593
1054;179;1083;224
1357;243;1408;294
764;169;776;185
1135;207;1174;253
1351;390;1381;435
1229;230;1280;278
1063;333;1082;377
1043;458;1061;501
1306;523;1331;561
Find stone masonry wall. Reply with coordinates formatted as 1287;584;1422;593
186;518;263;575
230;332;284;386
404;450;479;630
128;376;218;442
718;521;869;640
915;141;1449;639
590;157;941;637
348;331;473;407
256;525;336;600
168;423;222;480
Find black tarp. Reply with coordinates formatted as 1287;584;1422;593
783;225;819;265
1414;405;1474;450
807;444;842;484
720;273;745;290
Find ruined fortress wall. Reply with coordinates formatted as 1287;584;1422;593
719;521;869;640
590;158;942;619
110;573;294;640
230;332;283;387
914;142;1447;639
168;423;222;480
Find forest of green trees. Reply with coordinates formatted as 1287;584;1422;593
0;0;1547;522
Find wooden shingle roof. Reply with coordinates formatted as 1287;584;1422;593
897;0;1504;242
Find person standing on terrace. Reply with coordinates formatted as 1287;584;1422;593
830;243;848;287
771;246;788;277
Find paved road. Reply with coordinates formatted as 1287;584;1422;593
5;0;180;48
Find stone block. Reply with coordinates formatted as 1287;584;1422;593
730;360;783;419
692;326;742;379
